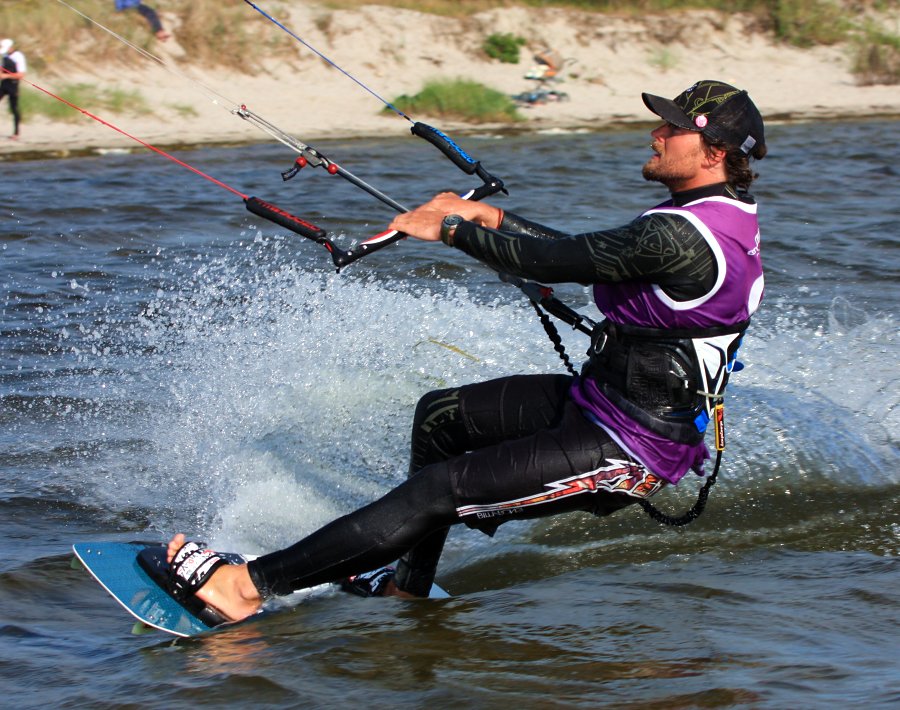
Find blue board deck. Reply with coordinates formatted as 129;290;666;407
73;541;449;638
73;541;229;637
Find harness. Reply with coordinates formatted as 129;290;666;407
509;276;749;526
584;318;749;445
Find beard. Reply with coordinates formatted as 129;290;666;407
642;143;703;188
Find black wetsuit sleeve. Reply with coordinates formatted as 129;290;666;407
497;211;569;240
452;210;717;300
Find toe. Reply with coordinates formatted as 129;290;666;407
167;533;186;563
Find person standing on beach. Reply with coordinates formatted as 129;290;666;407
114;0;171;41
162;80;767;622
0;38;25;140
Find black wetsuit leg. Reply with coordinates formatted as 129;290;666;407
247;462;460;596
395;374;574;595
0;83;18;136
247;374;643;598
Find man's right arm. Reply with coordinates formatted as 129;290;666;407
451;211;718;300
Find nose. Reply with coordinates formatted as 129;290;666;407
650;123;668;140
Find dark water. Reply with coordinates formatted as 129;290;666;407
1;121;898;708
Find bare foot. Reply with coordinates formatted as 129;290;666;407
155;30;171;41
167;533;263;622
383;579;419;599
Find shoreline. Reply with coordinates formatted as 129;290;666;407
0;108;900;163
5;110;900;163
2;6;898;161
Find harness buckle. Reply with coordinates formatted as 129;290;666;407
590;329;608;357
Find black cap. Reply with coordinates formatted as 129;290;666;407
642;80;766;159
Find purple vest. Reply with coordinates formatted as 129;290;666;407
570;195;764;483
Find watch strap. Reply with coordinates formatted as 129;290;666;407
440;214;463;246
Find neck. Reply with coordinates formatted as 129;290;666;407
670;182;739;206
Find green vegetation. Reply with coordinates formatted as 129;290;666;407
0;0;168;71
483;33;527;63
171;103;200;119
0;0;895;87
768;0;853;47
648;47;679;71
389;79;522;122
173;3;293;70
19;83;151;122
0;0;292;72
322;0;899;64
851;21;900;85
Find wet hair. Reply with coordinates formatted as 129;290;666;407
702;136;764;191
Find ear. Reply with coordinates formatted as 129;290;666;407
703;144;727;169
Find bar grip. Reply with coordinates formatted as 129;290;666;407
245;196;327;242
411;122;478;175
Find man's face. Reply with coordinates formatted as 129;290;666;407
642;123;707;190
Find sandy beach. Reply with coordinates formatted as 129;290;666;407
1;5;899;159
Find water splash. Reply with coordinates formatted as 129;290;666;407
93;242;562;550
728;296;898;489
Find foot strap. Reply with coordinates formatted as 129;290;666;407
137;543;244;628
340;566;396;597
169;541;229;602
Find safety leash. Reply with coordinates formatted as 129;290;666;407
498;272;595;376
638;450;722;526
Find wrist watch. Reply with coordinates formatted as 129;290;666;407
440;214;464;245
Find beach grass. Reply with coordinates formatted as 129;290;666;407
483;33;528;63
0;0;290;72
317;0;875;43
851;21;900;85
389;79;523;123
0;0;149;71
20;83;150;122
0;0;896;85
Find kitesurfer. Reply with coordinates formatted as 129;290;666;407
0;38;26;139
165;80;767;621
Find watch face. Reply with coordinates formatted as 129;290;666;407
440;214;463;243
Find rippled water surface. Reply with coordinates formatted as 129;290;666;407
1;120;898;709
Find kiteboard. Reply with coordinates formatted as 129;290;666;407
72;541;449;638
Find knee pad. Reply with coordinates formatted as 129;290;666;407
409;388;468;473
